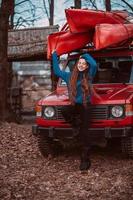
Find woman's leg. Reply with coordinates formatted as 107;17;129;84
78;103;91;170
61;104;81;128
79;104;91;147
62;104;91;170
61;105;74;124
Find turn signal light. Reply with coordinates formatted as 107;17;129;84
35;105;42;117
125;104;133;116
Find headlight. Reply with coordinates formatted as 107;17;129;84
44;107;55;118
111;106;124;118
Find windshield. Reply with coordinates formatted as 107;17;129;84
60;57;133;85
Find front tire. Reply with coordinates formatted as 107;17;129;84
121;136;133;158
38;134;63;157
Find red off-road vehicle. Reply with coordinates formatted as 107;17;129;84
32;46;133;158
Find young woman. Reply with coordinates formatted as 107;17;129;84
52;51;98;171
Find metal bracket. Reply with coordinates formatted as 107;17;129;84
49;127;54;138
105;127;111;138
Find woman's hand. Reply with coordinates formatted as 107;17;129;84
52;50;56;54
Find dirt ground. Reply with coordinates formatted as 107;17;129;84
0;122;133;200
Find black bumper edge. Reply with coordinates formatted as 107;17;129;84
32;125;133;138
32;125;39;136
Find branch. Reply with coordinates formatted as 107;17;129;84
112;0;133;13
48;0;51;5
15;0;30;7
42;0;49;20
121;0;133;12
82;0;98;10
90;0;97;10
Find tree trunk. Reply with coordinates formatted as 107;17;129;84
49;0;54;25
105;0;111;11
10;0;15;29
8;0;15;97
74;0;81;9
0;0;14;121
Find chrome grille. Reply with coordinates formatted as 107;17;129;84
55;105;108;120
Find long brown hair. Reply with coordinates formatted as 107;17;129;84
69;60;90;106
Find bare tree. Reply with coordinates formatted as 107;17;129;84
43;0;54;25
82;0;98;10
82;0;132;12
64;0;82;9
49;0;54;25
0;0;42;121
112;0;133;13
105;0;111;11
10;0;45;29
121;0;133;12
0;0;14;120
74;0;81;8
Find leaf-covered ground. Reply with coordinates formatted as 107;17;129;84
0;122;133;200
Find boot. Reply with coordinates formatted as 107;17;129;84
80;159;91;171
79;147;91;171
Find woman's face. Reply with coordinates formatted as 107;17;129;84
77;58;89;72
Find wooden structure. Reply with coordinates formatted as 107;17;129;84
7;25;59;122
8;25;59;61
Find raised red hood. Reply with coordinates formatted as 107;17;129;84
65;9;129;33
94;23;133;50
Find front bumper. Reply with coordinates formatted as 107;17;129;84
32;125;132;138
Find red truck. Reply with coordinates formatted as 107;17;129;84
32;46;133;158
